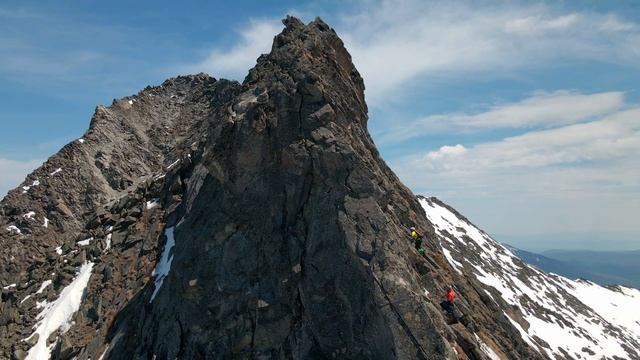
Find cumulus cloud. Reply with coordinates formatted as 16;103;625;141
426;144;467;161
0;158;42;199
381;91;625;143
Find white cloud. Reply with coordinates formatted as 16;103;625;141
183;19;283;80
416;107;640;173
391;106;640;246
426;144;467;161
181;1;640;106
0;158;42;199
337;1;640;104
382;91;625;143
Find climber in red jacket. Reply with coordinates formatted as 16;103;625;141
441;286;457;321
446;287;456;303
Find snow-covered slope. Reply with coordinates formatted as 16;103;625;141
419;196;640;360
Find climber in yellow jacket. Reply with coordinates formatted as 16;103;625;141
410;227;425;254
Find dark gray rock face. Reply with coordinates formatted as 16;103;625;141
0;17;546;360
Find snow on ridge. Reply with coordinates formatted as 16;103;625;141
22;179;40;193
24;262;94;360
418;196;640;360
150;227;176;302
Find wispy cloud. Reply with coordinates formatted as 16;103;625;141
0;5;177;92
392;104;640;243
0;7;41;19
381;91;625;143
416;107;640;172
0;158;42;199
0;7;105;80
339;1;640;104
181;1;640;106
182;19;283;80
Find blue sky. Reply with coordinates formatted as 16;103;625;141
1;0;639;251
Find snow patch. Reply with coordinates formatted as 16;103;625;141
166;159;180;170
77;138;85;144
104;226;113;252
24;262;94;360
3;283;16;290
77;237;93;246
36;279;52;294
97;346;109;360
6;225;22;234
146;199;159;210
474;333;501;360
50;168;62;176
23;211;36;220
22;180;40;193
504;313;537;349
55;246;62;255
150;227;176;302
441;247;463;275
43;217;49;228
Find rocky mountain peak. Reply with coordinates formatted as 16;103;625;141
246;16;367;126
1;16;637;360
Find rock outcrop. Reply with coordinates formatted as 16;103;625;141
2;16;631;360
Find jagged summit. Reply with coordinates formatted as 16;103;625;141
0;16;637;360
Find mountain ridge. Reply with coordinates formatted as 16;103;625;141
0;16;637;360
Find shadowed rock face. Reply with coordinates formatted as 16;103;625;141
0;17;547;360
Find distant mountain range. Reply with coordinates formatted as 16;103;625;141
506;245;640;289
